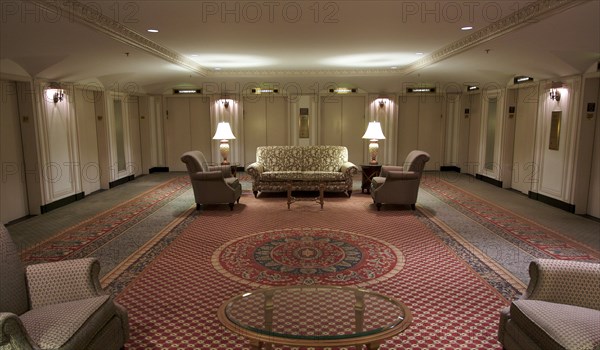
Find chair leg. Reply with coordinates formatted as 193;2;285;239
411;204;416;210
253;191;258;198
376;203;381;211
347;190;352;198
229;203;234;211
196;203;201;210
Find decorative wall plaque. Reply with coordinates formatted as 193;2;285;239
549;111;561;150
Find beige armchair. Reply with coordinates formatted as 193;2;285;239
0;224;129;350
370;150;430;211
180;151;242;211
498;259;600;350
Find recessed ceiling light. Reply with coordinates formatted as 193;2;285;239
461;26;473;31
147;29;159;33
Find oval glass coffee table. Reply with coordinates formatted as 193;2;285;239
217;285;412;349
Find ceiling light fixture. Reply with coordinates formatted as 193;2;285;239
252;88;279;94
173;89;202;94
461;26;473;30
514;76;534;84
467;85;479;91
407;87;435;93
329;88;357;94
147;29;159;33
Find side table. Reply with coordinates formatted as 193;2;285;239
361;164;382;194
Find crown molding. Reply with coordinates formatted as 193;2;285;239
403;0;587;75
29;0;208;76
29;0;587;79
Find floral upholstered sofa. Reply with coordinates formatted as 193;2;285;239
246;145;358;197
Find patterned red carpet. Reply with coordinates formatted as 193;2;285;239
113;191;517;349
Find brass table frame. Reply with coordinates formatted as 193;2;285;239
217;285;412;350
286;182;325;210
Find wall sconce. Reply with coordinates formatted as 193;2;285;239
53;90;64;103
377;98;388;108
549;82;565;102
46;83;64;104
222;99;230;108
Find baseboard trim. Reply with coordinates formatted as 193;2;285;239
109;175;135;189
440;166;461;173
149;167;169;173
40;192;85;214
475;173;503;187
528;191;575;213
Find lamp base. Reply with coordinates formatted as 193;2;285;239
219;140;230;165
368;140;379;165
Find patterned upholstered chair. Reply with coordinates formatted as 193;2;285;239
498;259;600;350
370;150;430;210
180;150;242;210
0;224;129;350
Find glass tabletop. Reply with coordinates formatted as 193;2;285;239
223;285;411;341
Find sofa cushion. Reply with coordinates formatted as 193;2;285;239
256;146;304;171
20;295;113;349
511;299;600;350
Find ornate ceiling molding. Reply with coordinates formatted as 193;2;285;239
403;0;588;75
29;0;588;79
29;0;208;76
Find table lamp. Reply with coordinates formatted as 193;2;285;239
362;121;386;165
213;122;236;165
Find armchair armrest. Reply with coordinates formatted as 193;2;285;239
245;162;264;179
25;258;103;309
386;171;419;181
524;259;600;310
0;313;34;349
380;165;404;177
191;171;226;182
341;162;358;175
207;165;233;177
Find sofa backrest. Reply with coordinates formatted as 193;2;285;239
256;146;348;172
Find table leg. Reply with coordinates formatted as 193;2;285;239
318;183;324;209
287;183;292;210
366;341;382;349
249;339;262;350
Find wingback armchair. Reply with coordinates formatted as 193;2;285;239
0;224;129;350
498;259;600;350
370;150;430;210
180;151;242;210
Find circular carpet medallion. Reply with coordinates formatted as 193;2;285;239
212;228;404;286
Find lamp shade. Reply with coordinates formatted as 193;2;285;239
362;121;386;140
212;122;236;140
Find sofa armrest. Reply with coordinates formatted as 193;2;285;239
523;259;600;310
0;313;35;349
381;165;404;177
25;258;103;309
245;162;264;179
341;162;358;175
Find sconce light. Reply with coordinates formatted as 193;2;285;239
549;82;564;102
53;90;64;103
47;82;64;104
222;99;230;108
377;98;387;108
362;121;386;165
